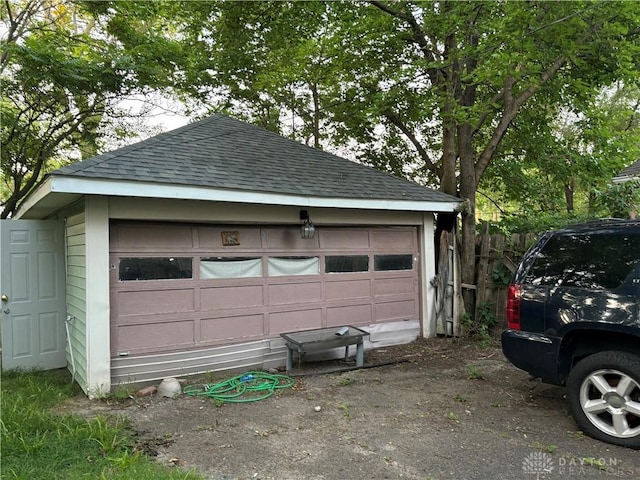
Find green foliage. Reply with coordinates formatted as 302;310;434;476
482;83;640;224
338;377;356;387
100;0;638;194
3;0;639;327
0;369;202;479
467;365;485;380
1;0;189;218
462;301;499;340
494;211;595;235
144;0;640;320
445;412;459;423
337;403;352;419
491;262;512;287
593;180;640;218
532;441;559;454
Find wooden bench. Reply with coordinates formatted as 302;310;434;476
280;326;369;371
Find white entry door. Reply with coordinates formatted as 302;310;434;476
1;220;67;370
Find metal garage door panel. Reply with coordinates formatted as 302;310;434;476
326;305;372;327
200;285;264;310
201;314;264;341
116;321;194;353
269;282;322;305
375;300;417;322
374;277;416;296
116;289;195;316
110;223;420;357
269;308;322;334
325;279;371;300
111;224;194;249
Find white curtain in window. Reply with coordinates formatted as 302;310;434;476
200;258;262;279
268;257;319;276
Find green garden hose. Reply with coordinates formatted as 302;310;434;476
183;371;295;403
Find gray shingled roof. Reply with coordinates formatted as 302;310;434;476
53;114;458;204
615;159;640;181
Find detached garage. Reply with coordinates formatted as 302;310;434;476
12;114;460;396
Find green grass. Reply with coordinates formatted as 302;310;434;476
0;369;202;480
466;365;485;380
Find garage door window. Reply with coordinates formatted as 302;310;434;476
200;257;262;279
374;254;413;271
325;255;369;273
268;256;319;276
119;257;193;281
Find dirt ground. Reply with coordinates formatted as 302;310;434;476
60;338;640;480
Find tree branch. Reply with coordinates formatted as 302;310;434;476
474;55;567;182
477;189;505;214
383;108;438;176
1;0;46;70
368;1;442;83
624;98;640;132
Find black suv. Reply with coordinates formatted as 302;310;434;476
501;219;640;449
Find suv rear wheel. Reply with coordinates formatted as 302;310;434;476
566;351;640;449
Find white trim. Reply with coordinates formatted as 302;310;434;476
14;177;53;219
420;213;437;338
49;176;460;213
612;175;639;184
84;196;111;397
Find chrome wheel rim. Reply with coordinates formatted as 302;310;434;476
579;368;640;439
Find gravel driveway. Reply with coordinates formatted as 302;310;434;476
62;338;640;480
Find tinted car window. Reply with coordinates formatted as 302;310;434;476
525;233;640;289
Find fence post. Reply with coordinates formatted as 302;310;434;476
474;222;491;322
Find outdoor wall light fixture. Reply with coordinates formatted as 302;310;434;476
299;209;316;239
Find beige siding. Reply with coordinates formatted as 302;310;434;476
65;212;88;388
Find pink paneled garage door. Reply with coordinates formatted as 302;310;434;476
109;222;420;357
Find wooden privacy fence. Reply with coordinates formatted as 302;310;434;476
433;230;457;337
473;224;536;333
433;224;537;337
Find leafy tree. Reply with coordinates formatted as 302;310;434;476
483;83;640;226
0;0;186;218
6;0;639;325
155;1;638;317
595;180;640;219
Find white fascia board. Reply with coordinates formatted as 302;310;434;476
49;176;461;213
612;175;639;184
14;177;53;219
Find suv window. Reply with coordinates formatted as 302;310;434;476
525;232;640;290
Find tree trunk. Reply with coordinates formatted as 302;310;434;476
310;82;321;150
564;179;574;214
458;123;477;318
456;22;478;319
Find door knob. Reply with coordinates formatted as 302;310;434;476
1;294;8;302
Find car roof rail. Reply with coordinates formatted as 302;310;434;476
563;218;639;231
